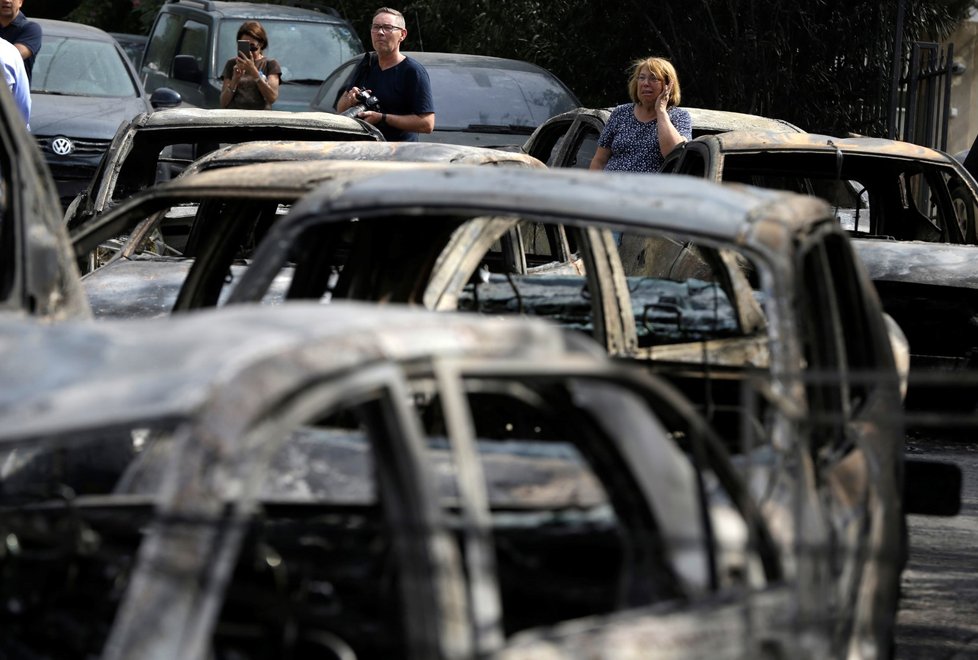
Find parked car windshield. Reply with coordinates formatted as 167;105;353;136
428;63;578;131
217;19;362;83
31;35;138;97
314;56;579;131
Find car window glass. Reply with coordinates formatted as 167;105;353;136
142;12;182;75
176;19;208;69
31;36;138;97
311;58;357;111
426;64;577;130
219;20;362;82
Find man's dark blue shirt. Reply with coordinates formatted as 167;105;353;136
359;56;434;142
0;12;42;82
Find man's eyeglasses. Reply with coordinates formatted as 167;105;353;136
370;23;404;34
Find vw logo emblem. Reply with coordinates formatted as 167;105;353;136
51;137;75;156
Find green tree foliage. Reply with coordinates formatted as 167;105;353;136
54;0;976;135
401;0;976;135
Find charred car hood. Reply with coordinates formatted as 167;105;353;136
853;239;978;289
30;93;151;139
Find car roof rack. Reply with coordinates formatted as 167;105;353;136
164;0;340;15
165;0;215;9
279;0;341;16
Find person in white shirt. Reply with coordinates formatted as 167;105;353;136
1;36;30;128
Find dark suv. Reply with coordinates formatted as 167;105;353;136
140;0;363;112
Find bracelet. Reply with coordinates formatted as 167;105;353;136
381;113;387;125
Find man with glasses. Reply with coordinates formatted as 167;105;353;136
335;7;434;141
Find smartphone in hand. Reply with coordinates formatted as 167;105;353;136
237;40;252;57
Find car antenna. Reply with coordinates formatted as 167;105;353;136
412;10;424;51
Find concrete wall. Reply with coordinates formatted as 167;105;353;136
947;14;978;156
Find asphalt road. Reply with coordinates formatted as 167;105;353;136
895;438;978;659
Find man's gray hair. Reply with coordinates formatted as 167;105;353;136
373;7;405;25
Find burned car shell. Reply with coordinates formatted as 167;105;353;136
63;107;383;231
522;106;803;168
660;130;978;413
0;303;795;659
73;148;545;318
849;238;978;414
0;74;89;319
224;165;908;657
181;138;550;176
660;130;978;244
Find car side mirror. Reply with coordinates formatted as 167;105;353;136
903;458;962;516
172;55;203;84
150;87;182;109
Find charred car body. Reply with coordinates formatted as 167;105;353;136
206;163;941;657
71;145;545;317
63;108;383;232
2;302;808;659
522;106;803;168
659;131;978;417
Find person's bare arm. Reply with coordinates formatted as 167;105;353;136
590;146;611;170
359;110;435;134
14;43;32;60
220;75;239;108
256;71;279;105
336;87;364;113
655;83;686;157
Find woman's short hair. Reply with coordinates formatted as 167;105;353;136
627;57;681;107
237;20;269;50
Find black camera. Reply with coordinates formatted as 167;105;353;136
341;89;381;118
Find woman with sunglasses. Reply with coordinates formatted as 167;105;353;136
220;20;281;109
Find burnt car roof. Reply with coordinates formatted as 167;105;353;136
118;107;377;132
531;106;803;136
698;129;960;160
280;162;833;244
0;302;573;439
173;0;349;22
64;107;382;230
185;139;547;174
685;107;804;133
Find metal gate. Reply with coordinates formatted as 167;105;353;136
888;6;956;150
